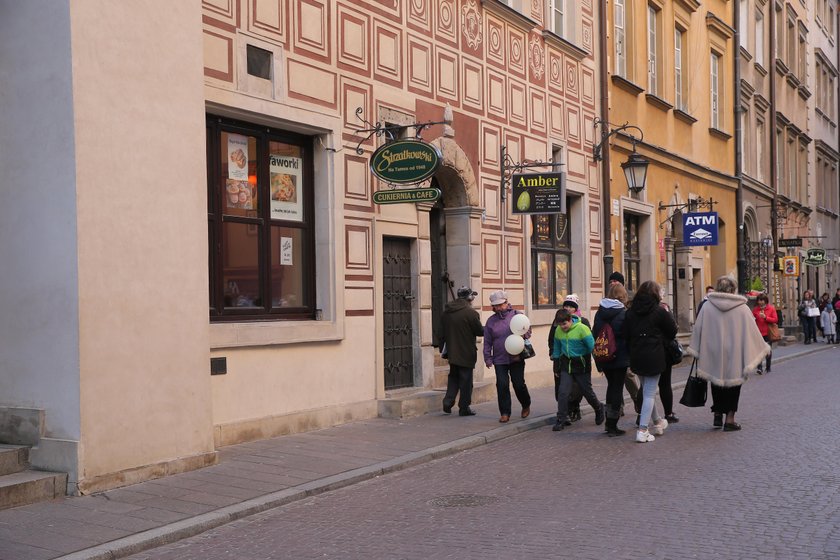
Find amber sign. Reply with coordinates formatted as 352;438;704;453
511;172;566;214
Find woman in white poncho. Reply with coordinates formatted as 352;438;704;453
687;276;771;432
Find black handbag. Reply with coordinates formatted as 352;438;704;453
679;359;707;407
520;339;536;359
665;338;684;365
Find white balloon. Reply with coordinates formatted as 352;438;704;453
504;334;525;355
509;314;531;336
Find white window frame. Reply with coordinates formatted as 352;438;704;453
755;9;765;66
550;0;566;39
648;5;658;95
615;0;627;78
711;52;721;129
675;28;684;110
739;0;749;50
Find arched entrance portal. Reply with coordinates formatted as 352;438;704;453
423;137;481;385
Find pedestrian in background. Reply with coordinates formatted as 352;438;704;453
484;291;532;423
551;309;605;432
592;282;630;436
818;292;832;340
657;299;680;424
697;285;714;314
798;290;819;344
609;271;642;419
821;304;836;344
623;280;676;443
689;276;770;432
441;286;485;416
752;293;779;374
560;294;588;422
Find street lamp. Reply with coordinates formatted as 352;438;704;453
593;119;649;193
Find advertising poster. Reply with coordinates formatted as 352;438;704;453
270;154;303;222
280;237;293;266
510;172;566;214
782;256;799;277
227;134;249;181
225;179;254;210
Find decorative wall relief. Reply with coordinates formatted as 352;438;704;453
462;0;482;49
528;34;545;81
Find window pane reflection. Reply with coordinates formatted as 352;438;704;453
271;227;305;308
222;222;261;308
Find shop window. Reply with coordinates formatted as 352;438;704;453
531;209;571;307
206;115;315;320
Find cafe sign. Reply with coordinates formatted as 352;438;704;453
804;248;829;267
373;187;441;204
370;139;442;184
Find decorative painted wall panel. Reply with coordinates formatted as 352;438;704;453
509;80;527;127
581;66;595;108
487;69;507;122
340;78;371;141
485;16;506;70
337;6;370;77
505;237;523;280
248;0;286;43
345;222;372;274
548;50;564;95
407;35;433;94
344;155;372;211
529;88;547;134
482;235;502;278
508;28;527;78
461;0;483;56
482;176;501;222
292;0;329;62
203;0;239;29
434;0;458;47
203;28;234;82
566;105;581;148
435;46;459;103
462;60;484;114
549;96;565;138
407;0;432;32
286;58;337;107
564;58;579;101
527;33;546;86
480;124;502;174
373;21;402;87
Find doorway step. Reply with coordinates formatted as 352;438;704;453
378;382;495;419
0;445;67;510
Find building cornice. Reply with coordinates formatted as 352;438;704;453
706;12;735;40
543;30;590;61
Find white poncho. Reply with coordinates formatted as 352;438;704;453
687;292;771;387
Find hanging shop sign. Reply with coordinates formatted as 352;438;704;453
778;237;803;248
804;248;829;267
510;172;566;214
370;140;442;184
372;187;441;204
682;212;719;246
781;256;799;277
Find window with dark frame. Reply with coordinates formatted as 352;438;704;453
623;214;641;293
206;115;315;320
531;204;571;308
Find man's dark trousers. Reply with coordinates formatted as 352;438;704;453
443;364;474;412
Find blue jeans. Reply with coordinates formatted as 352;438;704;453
802;316;817;342
638;375;661;430
494;362;530;416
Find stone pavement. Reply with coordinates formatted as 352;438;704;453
0;343;831;560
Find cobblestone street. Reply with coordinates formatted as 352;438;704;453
123;348;840;560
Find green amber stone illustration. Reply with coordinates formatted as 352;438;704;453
516;191;531;211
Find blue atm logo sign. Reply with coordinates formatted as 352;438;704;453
683;212;719;246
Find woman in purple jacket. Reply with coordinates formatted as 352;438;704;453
483;290;532;423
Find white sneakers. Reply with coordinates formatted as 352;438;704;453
651;418;669;436
636;429;655;443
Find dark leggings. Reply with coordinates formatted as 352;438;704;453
603;367;627;414
658;364;674;416
762;335;773;370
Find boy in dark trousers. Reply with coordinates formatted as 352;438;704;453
551;309;605;431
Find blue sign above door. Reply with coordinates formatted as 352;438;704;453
682;212;719;246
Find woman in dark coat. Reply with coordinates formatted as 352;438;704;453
623;280;678;443
592;282;630;436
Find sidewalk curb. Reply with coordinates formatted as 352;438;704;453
55;345;829;560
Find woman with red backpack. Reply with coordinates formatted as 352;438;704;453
592;282;630;436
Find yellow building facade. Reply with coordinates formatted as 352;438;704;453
603;0;739;329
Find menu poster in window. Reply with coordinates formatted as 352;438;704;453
227;134;249;180
270;154;303;222
280;237;293;265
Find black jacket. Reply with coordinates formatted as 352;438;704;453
623;293;678;376
441;298;484;367
592;303;629;372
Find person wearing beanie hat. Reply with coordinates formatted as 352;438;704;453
609;271;625;286
559;294;588;423
483;292;533;423
440;286;484;416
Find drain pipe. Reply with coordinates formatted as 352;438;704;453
598;0;614;289
734;0;747;292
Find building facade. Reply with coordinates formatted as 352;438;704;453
0;0;607;493
603;0;739;330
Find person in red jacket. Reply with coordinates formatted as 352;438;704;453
752;293;778;374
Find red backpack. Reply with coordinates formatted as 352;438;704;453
592;322;618;363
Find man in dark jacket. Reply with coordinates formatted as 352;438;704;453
441;286;485;416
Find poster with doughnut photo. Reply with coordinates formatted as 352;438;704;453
227;134;249;181
270;154;303;222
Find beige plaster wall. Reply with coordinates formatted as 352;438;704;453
69;2;215;482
